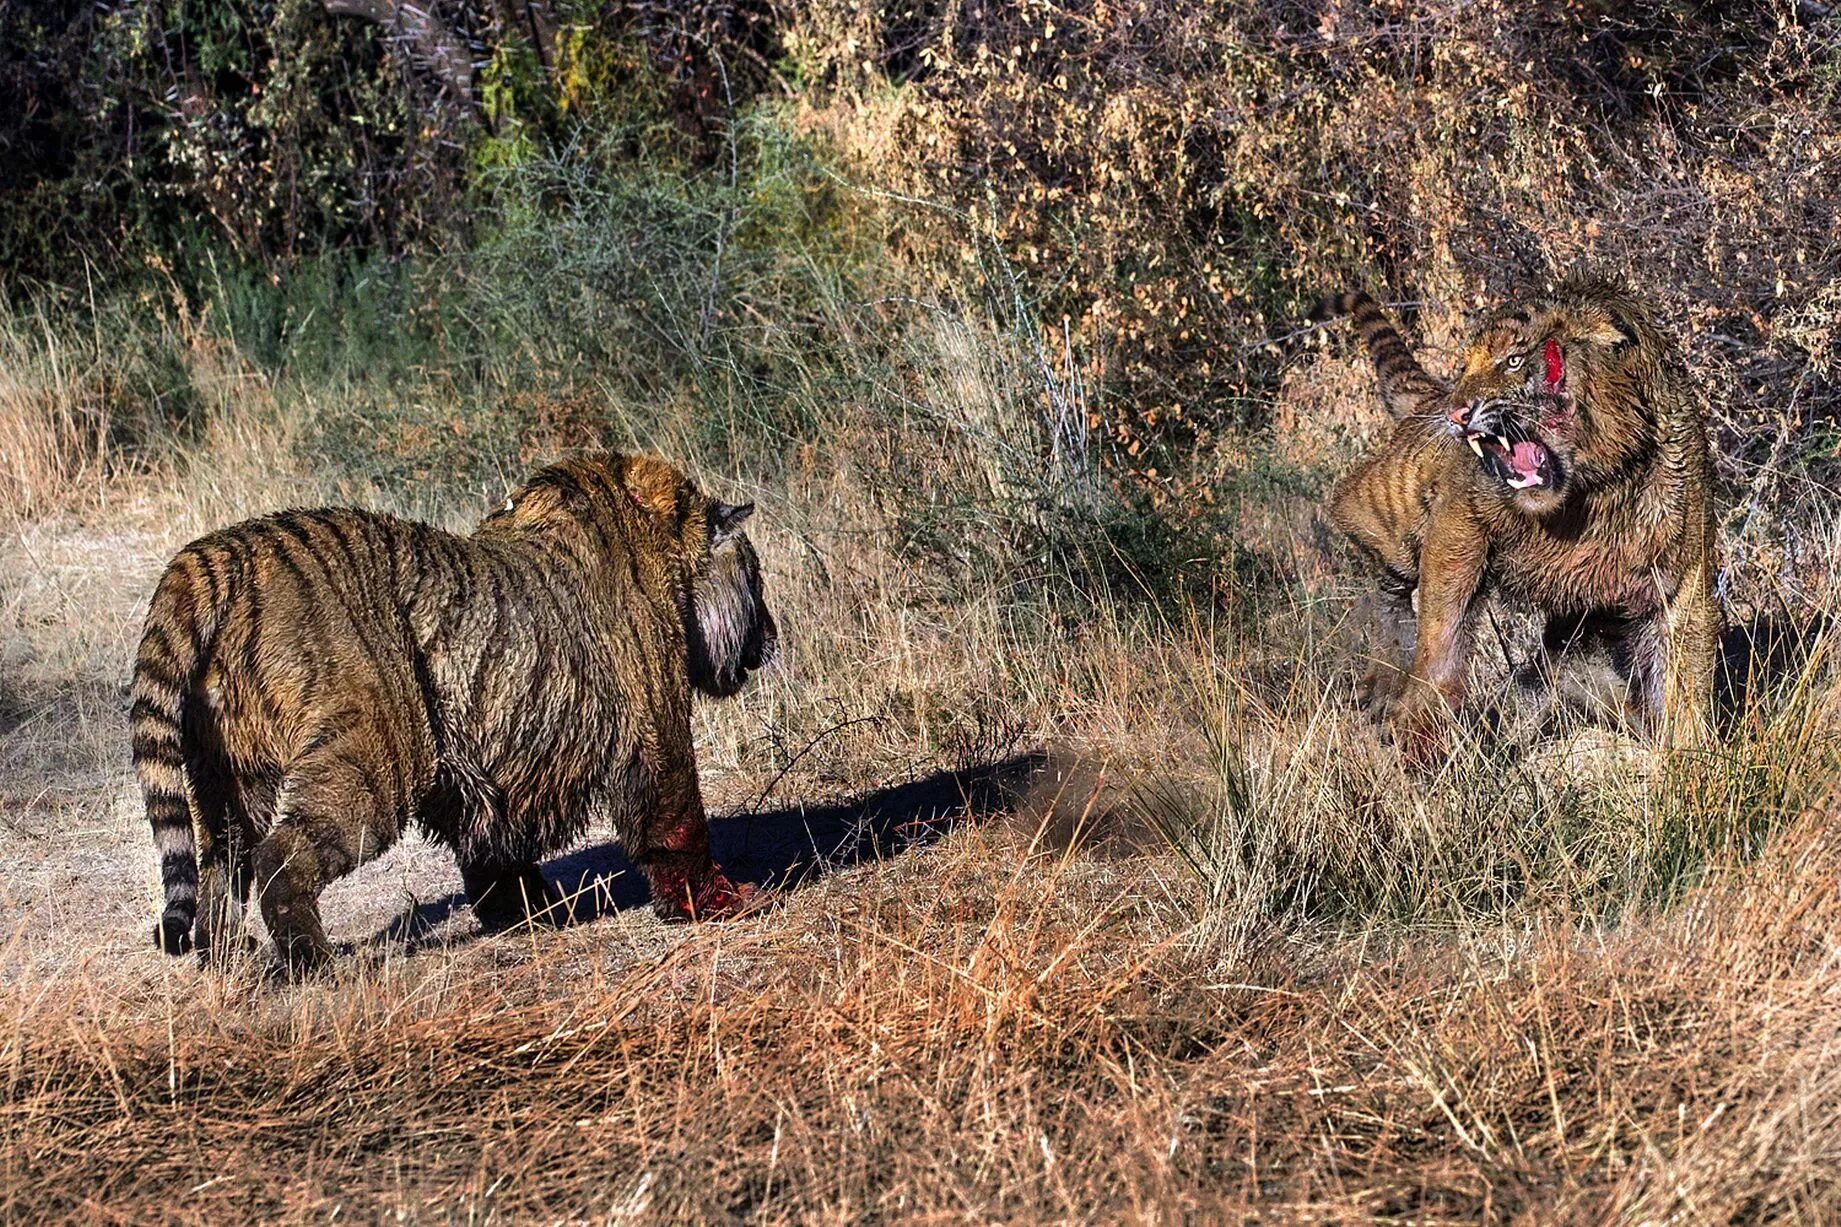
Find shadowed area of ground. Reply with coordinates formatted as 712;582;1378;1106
1717;612;1834;725
371;752;1051;948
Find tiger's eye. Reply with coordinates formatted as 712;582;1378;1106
1505;354;1524;371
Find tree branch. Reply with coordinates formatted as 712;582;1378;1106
522;0;560;75
324;0;476;112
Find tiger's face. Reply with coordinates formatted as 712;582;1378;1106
1445;293;1650;516
488;454;779;700
688;502;778;699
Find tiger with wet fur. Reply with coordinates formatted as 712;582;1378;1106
1316;278;1721;762
131;452;777;972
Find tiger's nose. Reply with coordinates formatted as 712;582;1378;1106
1447;401;1473;429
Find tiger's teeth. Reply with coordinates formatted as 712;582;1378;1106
1467;436;1485;458
1495;435;1511;451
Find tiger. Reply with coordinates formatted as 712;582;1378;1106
131;452;778;972
1314;278;1722;763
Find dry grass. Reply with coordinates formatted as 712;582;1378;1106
6;805;1841;1221
0;322;114;524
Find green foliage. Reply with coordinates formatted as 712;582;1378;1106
8;0;1835;507
85;0;440;269
0;0;799;285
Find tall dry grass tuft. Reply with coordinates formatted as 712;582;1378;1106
1136;605;1840;942
0;299;316;530
0;322;112;524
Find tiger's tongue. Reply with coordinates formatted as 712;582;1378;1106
1510;441;1545;477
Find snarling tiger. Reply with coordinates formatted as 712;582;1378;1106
1315;278;1721;763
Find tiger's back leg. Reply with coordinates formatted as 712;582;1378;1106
252;717;424;973
181;689;265;960
188;781;258;962
194;838;254;960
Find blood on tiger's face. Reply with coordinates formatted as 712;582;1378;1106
1442;297;1649;517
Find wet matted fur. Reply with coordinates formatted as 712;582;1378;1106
131;452;777;971
1315;279;1721;762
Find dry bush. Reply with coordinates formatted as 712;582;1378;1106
0;296;319;531
789;0;1841;510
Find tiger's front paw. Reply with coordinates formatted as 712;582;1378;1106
266;933;342;982
651;865;767;922
468;865;570;934
1386;685;1458;771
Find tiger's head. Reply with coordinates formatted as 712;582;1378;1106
609;454;778;698
1444;278;1662;516
685;500;778;698
489;452;778;699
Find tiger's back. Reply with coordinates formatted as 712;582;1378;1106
133;508;448;954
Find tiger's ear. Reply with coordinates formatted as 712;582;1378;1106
499;476;578;525
712;501;754;542
1574;305;1637;350
616;455;687;521
1607;305;1639;348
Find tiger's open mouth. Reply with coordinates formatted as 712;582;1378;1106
1464;430;1556;491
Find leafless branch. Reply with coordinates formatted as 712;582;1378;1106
323;0;477;112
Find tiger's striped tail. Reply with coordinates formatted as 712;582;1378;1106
1312;291;1449;418
130;546;224;955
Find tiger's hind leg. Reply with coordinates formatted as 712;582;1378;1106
1500;611;1592;741
252;723;417;975
182;692;264;963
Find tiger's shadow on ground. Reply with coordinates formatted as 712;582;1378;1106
1482;610;1829;742
370;752;1048;951
1715;611;1833;725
